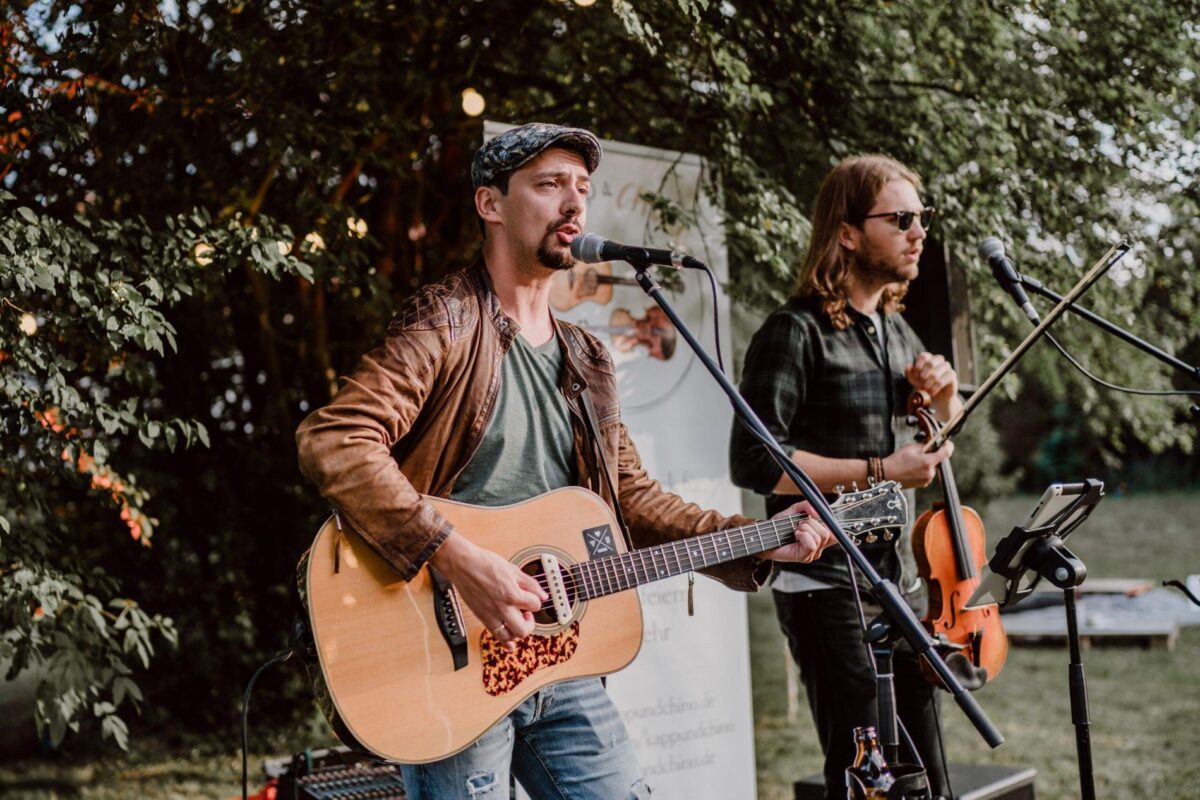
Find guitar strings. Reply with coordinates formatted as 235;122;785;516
524;514;805;613
522;502;893;614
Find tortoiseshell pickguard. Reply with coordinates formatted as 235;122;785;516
480;623;580;696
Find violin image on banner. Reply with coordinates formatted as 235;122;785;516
908;390;1008;690
581;307;677;361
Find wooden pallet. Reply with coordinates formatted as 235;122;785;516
1008;577;1181;650
1030;578;1155;597
1004;617;1179;650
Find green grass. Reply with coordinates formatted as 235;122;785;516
751;490;1200;800
1;492;1197;799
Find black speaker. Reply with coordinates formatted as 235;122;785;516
902;239;978;392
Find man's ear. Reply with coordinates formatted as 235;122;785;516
475;185;503;227
837;221;860;253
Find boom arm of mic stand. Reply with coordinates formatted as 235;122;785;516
1018;275;1200;383
626;261;1004;749
926;240;1132;452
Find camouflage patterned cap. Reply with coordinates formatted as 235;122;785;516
471;123;602;188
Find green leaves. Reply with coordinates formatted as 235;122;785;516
619;0;1200;461
100;711;130;751
2;560;169;751
0;150;308;750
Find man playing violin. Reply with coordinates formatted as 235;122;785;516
296;122;835;800
730;155;963;799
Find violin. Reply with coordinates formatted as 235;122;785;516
580;307;677;361
609;307;676;361
908;390;1007;690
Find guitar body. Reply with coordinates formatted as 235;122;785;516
300;481;906;763
303;487;643;764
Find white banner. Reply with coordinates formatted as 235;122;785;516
485;122;757;800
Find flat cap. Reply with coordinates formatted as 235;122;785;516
472;123;602;188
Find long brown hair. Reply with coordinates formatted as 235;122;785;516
791;155;922;330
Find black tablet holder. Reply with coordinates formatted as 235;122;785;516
969;478;1106;800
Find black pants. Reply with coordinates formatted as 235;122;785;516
773;587;950;799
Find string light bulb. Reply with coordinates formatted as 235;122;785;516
461;88;486;117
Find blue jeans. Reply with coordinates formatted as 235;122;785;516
400;677;650;799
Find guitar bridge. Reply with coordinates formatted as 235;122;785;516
428;566;468;671
541;553;572;626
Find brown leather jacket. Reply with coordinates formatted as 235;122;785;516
296;261;767;592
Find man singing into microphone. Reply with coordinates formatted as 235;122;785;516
296;122;835;800
730;155;962;799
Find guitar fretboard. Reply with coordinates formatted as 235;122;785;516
569;514;803;601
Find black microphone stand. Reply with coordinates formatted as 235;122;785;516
1017;274;1200;415
623;259;1006;757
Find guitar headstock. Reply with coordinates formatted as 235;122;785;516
829;480;908;544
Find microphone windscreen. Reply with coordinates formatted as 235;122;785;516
978;237;1006;261
570;232;607;263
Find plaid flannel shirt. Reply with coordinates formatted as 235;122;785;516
730;296;925;588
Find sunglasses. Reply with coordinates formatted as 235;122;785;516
860;207;936;231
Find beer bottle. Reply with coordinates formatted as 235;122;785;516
846;725;895;799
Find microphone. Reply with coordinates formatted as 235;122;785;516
978;237;1041;324
570;233;706;270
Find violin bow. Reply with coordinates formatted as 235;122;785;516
924;239;1133;453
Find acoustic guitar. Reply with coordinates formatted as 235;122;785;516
548;262;640;311
303;482;906;763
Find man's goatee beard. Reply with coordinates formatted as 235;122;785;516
537;240;575;272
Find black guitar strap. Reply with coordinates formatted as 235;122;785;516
578;386;633;551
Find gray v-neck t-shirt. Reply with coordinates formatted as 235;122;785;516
450;333;578;507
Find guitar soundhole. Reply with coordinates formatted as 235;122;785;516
521;559;578;626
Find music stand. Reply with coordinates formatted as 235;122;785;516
964;478;1106;800
966;479;1105;609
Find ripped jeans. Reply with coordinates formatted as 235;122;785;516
400;677;651;800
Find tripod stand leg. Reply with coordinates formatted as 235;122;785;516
1064;588;1096;800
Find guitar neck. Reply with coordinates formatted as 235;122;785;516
571;515;803;601
596;275;640;287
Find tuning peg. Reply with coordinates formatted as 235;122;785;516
884;531;895;541
833;484;845;495
851;481;859;492
865;533;878;544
